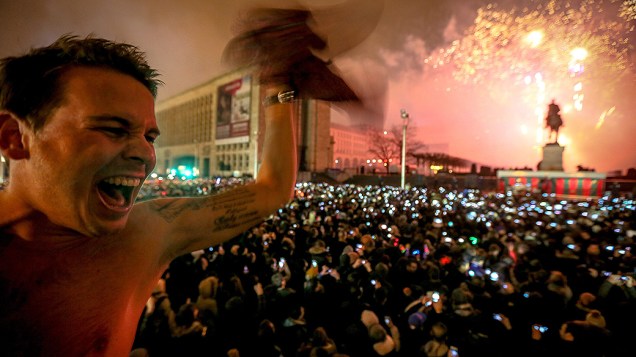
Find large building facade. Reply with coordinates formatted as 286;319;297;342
330;123;375;173
154;68;333;178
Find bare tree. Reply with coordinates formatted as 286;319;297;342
368;126;474;175
368;130;400;173
385;126;427;166
368;126;427;173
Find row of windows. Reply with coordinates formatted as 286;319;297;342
156;95;214;146
217;154;251;170
331;130;371;158
334;132;367;139
335;148;369;155
216;143;251;151
333;131;368;141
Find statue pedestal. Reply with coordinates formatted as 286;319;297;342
539;143;564;171
497;170;607;198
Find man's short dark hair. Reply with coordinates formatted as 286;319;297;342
0;34;162;130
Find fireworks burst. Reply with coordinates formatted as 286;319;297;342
620;0;636;21
443;0;632;87
425;0;633;147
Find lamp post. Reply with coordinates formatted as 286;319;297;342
400;109;409;189
253;130;259;179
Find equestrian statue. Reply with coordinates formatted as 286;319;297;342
545;99;563;144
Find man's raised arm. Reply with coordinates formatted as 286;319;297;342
135;83;297;258
132;7;362;261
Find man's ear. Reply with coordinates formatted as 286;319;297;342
0;112;29;160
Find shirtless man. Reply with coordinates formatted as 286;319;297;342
0;36;297;355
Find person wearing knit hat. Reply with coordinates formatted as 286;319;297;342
407;312;427;330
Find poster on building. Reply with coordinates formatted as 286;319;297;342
216;76;252;143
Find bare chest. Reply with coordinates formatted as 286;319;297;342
0;234;158;356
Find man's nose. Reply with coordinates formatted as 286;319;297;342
124;136;156;166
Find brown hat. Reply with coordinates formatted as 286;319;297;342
308;239;327;255
578;292;596;306
586;310;606;328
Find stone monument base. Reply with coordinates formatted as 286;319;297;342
539;143;564;171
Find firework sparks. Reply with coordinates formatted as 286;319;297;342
423;0;632;150
596;106;616;129
620;0;636;21
444;0;631;88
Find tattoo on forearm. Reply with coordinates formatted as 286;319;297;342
149;188;261;230
213;206;260;232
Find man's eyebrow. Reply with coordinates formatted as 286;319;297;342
88;115;131;127
88;115;161;136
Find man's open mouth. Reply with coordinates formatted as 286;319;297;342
97;176;141;209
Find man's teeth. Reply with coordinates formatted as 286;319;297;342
104;177;141;187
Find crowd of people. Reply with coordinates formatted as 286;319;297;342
131;178;635;357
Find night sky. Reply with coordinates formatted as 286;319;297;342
1;0;634;173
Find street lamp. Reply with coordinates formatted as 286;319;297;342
253;130;259;179
400;109;409;189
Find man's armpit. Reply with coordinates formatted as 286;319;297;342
147;188;261;231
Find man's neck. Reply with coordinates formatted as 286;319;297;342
0;190;34;228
